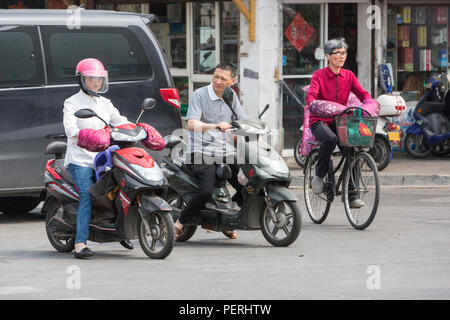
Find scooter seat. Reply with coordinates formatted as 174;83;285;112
54;159;75;185
164;135;185;149
417;101;447;117
45;141;67;158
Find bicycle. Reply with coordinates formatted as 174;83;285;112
303;107;380;230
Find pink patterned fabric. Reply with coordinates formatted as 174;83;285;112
299;87;378;156
309;100;348;118
137;123;165;151
361;98;380;117
77;127;111;152
347;92;363;108
300;103;317;156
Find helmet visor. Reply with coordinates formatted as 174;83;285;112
80;74;109;94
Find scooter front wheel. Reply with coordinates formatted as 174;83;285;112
138;212;175;259
260;200;302;247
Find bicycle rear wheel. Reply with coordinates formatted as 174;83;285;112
304;149;332;224
343;151;380;230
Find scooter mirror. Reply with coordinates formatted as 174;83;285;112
75;108;97;119
141;98;156;110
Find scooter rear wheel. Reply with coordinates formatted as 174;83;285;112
369;136;391;171
166;192;197;242
260;200;302;247
404;133;433;159
45;202;75;252
138;212;175;259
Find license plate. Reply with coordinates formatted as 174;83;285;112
388;131;400;141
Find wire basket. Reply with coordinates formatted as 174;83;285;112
336;113;378;148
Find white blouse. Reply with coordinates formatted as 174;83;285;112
63;90;129;168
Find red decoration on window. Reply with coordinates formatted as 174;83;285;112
284;13;316;54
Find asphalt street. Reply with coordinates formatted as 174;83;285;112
0;187;449;300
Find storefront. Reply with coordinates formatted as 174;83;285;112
386;1;450;102
8;0;381;152
281;0;370;151
83;0;240;117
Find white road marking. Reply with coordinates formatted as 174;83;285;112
0;286;43;295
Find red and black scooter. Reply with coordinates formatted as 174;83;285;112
42;98;175;259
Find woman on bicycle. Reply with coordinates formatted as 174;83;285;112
306;38;372;208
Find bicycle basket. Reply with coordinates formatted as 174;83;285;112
336;108;378;147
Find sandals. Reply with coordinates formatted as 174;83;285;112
223;230;238;239
174;225;183;241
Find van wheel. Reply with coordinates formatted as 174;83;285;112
0;196;41;215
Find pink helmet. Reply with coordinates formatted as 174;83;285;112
75;58;109;96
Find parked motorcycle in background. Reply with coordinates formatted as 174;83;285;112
370;94;407;170
404;74;450;158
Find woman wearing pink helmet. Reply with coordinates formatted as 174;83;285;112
63;58;132;259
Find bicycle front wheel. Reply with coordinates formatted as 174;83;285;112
343;152;380;230
304;149;331;224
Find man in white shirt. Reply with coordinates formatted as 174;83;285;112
63;58;130;259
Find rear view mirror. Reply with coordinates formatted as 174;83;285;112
141;98;156;110
75;108;97;119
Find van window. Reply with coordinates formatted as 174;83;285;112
40;26;153;84
0;26;45;88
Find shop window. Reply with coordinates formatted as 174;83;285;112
40;26;153;84
282;5;321;76
0;26;44;88
194;2;216;74
193;82;210;91
388;6;449;100
328;4;358;75
220;2;239;68
149;3;187;69
282;78;308;149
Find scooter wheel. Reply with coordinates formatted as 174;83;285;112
260;200;302;247
369;136;391;171
138;212;175;259
404;134;433;159
294;136;307;168
45;202;75;253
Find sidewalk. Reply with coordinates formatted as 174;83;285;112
286;152;450;187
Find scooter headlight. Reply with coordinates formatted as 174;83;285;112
130;163;165;183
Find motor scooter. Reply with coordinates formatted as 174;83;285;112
404;74;450;158
370;94;407;170
161;105;302;247
42;98;175;259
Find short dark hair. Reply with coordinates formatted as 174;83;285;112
324;38;348;55
215;62;237;78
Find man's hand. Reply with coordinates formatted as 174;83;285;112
217;121;231;132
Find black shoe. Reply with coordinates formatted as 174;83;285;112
120;240;134;250
74;247;94;259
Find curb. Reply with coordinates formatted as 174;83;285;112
288;170;450;187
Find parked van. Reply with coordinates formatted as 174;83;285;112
0;9;182;214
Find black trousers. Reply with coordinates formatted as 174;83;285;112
178;163;243;225
310;120;339;179
310;120;359;201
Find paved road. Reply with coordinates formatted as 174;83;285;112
1;187;449;300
